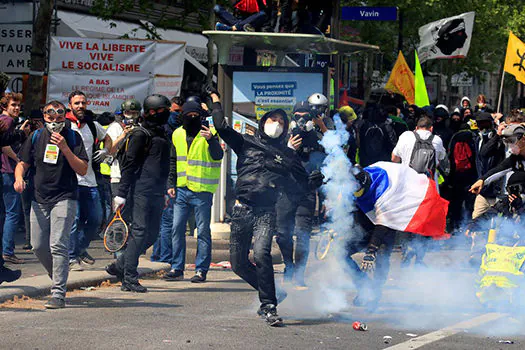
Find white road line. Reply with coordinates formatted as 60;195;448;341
385;313;508;349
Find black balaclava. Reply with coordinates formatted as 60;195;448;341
181;101;203;137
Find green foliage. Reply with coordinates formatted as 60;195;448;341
340;0;525;80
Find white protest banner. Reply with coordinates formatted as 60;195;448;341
155;42;185;76
47;73;151;111
0;2;34;73
49;37;155;76
417;12;475;63
153;76;183;99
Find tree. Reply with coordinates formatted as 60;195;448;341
25;0;54;114
341;0;525;104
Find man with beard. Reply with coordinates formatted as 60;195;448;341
106;94;171;293
65;91;112;271
210;88;323;326
164;101;223;283
14;100;88;308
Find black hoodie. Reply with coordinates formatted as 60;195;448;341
212;102;309;208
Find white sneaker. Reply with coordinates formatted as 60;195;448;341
69;260;84;271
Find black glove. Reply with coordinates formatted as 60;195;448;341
202;83;220;99
308;170;324;189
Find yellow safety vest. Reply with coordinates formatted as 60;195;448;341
99;125;111;176
172;127;221;193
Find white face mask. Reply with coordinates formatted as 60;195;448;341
45;121;65;134
264;122;284;139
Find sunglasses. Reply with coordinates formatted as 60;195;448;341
44;108;65;116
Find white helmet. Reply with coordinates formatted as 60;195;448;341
308;93;329;117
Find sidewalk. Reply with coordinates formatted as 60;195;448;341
0;236;283;303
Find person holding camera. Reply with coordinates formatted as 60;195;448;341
164;100;223;283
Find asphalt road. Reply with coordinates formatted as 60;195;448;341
1;249;524;350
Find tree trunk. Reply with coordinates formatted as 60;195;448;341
25;0;53;113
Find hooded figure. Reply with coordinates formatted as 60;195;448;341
181;101;204;137
432;104;453;150
211;91;323;326
460;96;471;110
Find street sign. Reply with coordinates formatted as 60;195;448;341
342;7;398;21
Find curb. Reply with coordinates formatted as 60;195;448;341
0;259;170;303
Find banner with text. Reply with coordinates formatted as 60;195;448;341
47;37;185;112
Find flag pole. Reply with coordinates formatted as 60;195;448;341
497;69;505;113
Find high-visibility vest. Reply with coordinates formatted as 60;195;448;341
476;243;525;304
99;125;111;176
172;127;221;193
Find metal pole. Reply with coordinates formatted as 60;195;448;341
397;8;403;53
207;0;216;85
497;70;505;113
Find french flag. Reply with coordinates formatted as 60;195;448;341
356;162;449;239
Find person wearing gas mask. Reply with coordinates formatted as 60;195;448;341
106;98;141;195
471;124;525;197
66;91;113;271
275;99;326;289
105;94;171;293
14;100;89;309
164;101;223;283
210;87;323;326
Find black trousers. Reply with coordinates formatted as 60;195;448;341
345;210;395;299
230;203;277;307
116;193;164;284
275;190;316;283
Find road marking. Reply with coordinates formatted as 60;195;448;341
385;313;508;349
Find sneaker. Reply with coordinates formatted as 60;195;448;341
215;22;232;31
163;269;184;281
105;263;123;281
44;297;65;309
190;271;207;283
121;281;147;293
22;244;32;250
79;251;95;265
69;260;84;271
243;24;256;32
3;254;25;264
0;266;21;284
258;305;284;327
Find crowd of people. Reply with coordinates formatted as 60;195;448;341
0;84;524;326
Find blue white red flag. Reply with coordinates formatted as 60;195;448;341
356;162;449;239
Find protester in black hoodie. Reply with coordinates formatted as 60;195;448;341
106;94;171;293
209;88;323;327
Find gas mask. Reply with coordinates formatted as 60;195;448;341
504;135;525;155
291;114;314;134
264;122;284;139
45;121;65;134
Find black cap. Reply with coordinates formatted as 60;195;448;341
182;101;202;116
475;112;493;122
293;101;310;114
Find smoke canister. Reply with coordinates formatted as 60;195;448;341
352;321;367;331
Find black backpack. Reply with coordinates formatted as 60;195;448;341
113;125;153;165
409;131;436;176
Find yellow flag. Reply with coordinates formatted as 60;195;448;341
504;32;525;84
385;51;415;105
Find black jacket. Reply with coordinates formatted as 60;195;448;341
116;122;171;198
212;102;309;208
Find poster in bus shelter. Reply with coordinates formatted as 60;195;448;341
232;68;325;121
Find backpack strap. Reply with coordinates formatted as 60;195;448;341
413;131;422;141
31;129;43;145
86;120;98;146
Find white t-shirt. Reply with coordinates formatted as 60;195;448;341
106;122;124;183
392;129;446;166
71;121;107;187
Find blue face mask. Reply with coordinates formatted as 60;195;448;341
168;111;180;129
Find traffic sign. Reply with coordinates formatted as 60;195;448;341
342;7;398;21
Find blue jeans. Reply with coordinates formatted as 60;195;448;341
69;186;102;260
151;198;174;263
171;187;213;272
214;5;268;30
2;173;22;256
